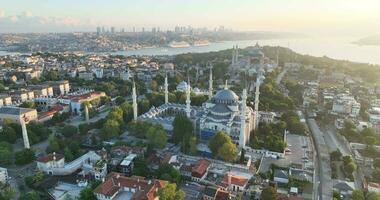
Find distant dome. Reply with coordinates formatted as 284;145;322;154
213;89;239;103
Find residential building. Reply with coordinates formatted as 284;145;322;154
0;106;38;124
93;172;167;200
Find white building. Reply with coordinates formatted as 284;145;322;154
0;167;8;184
36;152;65;174
331;93;360;117
176;81;188;92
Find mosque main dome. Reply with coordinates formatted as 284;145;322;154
212;89;239;104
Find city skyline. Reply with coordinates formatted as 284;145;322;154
1;0;380;36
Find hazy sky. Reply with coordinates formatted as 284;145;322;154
1;0;380;36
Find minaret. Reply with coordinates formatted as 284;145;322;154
235;45;239;64
186;80;191;118
239;89;247;149
208;66;213;99
232;46;236;65
21;118;30;149
224;80;228;89
164;74;169;104
84;104;90;124
253;70;263;130
132;82;138;120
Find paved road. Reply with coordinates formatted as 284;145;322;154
325;126;364;190
307;119;333;200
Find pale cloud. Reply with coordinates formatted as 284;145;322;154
0;11;97;33
0;10;4;18
22;11;33;17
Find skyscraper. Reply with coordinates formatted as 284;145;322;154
111;27;115;33
96;27;101;35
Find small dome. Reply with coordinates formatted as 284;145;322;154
213;89;239;102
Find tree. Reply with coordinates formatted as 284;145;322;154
217;141;237;162
189;137;198;155
107;106;124;124
351;189;364;200
0;185;15;200
330;150;342;161
15;149;35;165
150;80;158;91
115;96;125;105
46;135;60;153
64;147;74;162
156;164;181;184
374;158;380;169
172;115;193;153
260;186;278;200
101;119;120;139
78;187;96;200
132;156;150;176
344;161;357;175
120;102;133;123
61;125;78;138
44;70;59;81
240;148;246;163
146;125;167;149
18;191;41;200
208;131;230;157
155;183;185;200
19;101;35;109
0;142;12;165
172;114;193;144
372;169;380;182
367;192;380;200
0;125;18;143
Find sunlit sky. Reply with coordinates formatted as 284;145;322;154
1;0;380;36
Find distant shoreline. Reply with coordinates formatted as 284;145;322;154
353;35;380;46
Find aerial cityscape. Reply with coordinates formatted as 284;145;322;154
0;1;380;200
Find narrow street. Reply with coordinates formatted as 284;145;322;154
324;125;364;190
307;118;333;200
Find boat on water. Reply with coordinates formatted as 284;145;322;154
193;40;210;47
168;41;191;48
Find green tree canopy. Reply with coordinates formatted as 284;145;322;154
61;125;78;138
261;186;278;200
155;183;185;200
15;149;35;165
172;114;194;153
146;125;167;149
217;141;237;162
208;131;230;157
78;187;96;200
351;189;364;200
101;119;120;139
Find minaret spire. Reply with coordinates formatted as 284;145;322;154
239;88;247;148
132;81;138;120
232;45;236;65
253;68;263;130
84;104;90;124
164;73;169;104
21;118;30;149
224;80;228;90
235;45;239;64
208;65;213;100
186;79;191;118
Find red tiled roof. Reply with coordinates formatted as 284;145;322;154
215;189;230;200
37;104;65;120
191;159;211;178
368;182;380;189
220;174;249;187
36;153;64;163
70;91;105;102
94;172;167;200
